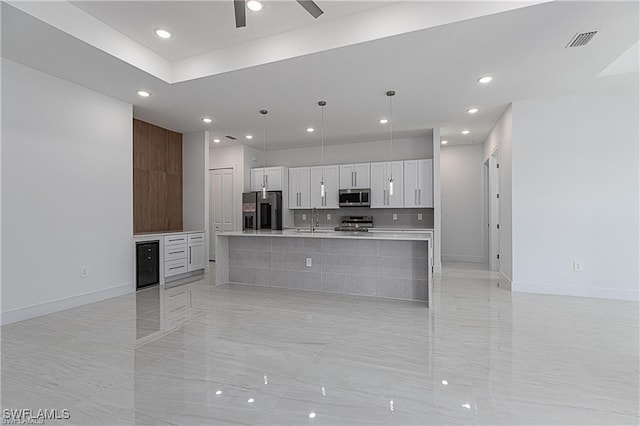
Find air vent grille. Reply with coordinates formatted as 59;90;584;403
225;135;237;140
566;30;598;48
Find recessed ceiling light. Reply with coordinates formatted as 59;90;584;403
245;135;253;140
247;398;255;403
441;140;448;145
215;390;222;395
309;412;316;419
477;76;492;84
213;138;221;143
379;118;388;124
467;108;479;114
247;0;263;12
462;130;470;135
154;29;172;39
202;117;212;124
306;127;315;133
137;90;150;97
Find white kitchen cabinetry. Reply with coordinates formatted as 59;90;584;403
339;163;370;189
187;233;205;271
370;161;404;208
403;159;433;207
164;235;188;277
250;166;286;191
163;232;205;277
289;167;311;209
310;165;339;209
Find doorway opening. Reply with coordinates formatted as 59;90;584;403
209;168;234;261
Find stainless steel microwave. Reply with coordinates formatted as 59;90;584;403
339;188;370;207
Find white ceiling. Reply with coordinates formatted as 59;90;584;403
71;1;399;61
2;1;638;149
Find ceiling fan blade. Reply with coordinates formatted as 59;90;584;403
296;0;324;19
234;0;246;28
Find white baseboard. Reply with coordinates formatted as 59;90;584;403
512;281;639;301
1;283;134;325
441;254;486;263
498;272;512;290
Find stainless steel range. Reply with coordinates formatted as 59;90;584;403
335;216;373;232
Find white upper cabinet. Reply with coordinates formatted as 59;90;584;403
289;167;310;209
370;161;404;208
404;159;433;207
250;166;286;191
339;163;370;189
310;165;339;209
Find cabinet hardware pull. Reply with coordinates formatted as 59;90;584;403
189;247;192;263
169;266;182;270
354;171;357;187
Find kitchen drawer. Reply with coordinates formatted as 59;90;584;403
188;233;205;243
164;234;187;246
164;258;188;277
164;243;187;261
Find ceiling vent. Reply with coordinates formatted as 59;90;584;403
566;30;598;48
225;135;237;140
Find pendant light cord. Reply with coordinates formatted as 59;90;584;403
321;103;325;183
262;111;266;180
388;92;394;180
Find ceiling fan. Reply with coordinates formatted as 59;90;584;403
233;0;324;28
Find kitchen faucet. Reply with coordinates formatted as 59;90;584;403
311;207;320;232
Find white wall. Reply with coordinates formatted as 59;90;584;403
441;143;487;263
264;136;433;167
511;90;639;300
483;105;513;283
1;59;133;324
183;131;210;265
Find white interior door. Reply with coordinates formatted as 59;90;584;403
210;168;234;261
489;150;501;271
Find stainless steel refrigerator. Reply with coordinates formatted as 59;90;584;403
242;191;282;230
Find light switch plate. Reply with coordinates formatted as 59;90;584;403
302;214;307;220
393;213;398;221
327;214;331;220
306;258;312;267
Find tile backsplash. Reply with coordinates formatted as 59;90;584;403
293;208;434;229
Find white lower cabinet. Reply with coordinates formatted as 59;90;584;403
188;233;205;271
163;232;205;278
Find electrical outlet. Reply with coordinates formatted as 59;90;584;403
306;258;312;267
418;213;423;221
393;213;398;221
327;214;331;220
573;261;582;272
81;267;88;278
302;214;307;221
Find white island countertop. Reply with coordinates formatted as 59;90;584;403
217;229;432;242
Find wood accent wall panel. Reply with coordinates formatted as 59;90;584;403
133;119;183;233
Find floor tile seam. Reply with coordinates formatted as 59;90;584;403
134;409;181;426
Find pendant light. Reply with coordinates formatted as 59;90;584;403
318;100;327;198
386;90;395;196
260;109;268;199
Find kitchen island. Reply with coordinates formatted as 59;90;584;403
216;229;433;306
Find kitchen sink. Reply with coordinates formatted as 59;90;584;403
295;229;335;234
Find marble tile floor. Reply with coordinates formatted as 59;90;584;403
1;262;638;425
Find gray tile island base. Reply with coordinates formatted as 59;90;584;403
216;231;432;306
